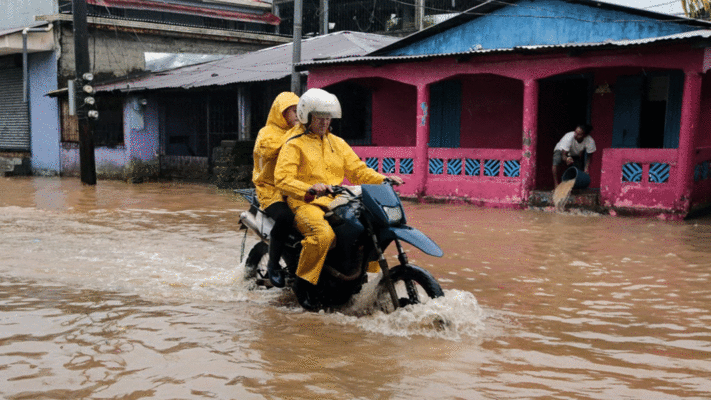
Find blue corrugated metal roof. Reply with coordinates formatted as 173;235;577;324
297;29;711;69
369;0;711;57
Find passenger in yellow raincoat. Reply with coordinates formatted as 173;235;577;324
252;92;300;288
274;88;403;309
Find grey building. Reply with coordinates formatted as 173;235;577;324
0;0;288;176
93;30;397;182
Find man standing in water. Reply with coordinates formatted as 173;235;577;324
552;124;596;187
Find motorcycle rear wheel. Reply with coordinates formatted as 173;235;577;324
384;264;444;309
244;241;270;285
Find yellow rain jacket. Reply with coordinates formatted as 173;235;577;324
274;127;385;284
252;92;300;209
275;127;385;208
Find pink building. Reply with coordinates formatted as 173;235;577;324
298;0;711;219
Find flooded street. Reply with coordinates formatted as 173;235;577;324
2;177;711;399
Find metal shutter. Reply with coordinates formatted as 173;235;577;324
0;67;30;151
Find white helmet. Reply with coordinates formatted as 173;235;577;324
296;88;342;124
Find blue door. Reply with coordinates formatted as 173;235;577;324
429;80;461;148
663;71;683;149
611;75;643;148
612;72;683;149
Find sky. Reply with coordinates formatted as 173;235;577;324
601;0;685;16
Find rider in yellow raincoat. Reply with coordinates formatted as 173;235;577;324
252;91;300;287
274;89;402;308
253;92;300;208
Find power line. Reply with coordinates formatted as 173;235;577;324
384;0;702;24
97;7;133;77
644;0;682;9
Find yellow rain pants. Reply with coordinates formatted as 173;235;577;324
292;203;336;285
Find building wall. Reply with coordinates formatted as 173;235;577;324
60;143;129;178
124;96;159;163
586;69;618;189
371;80;417;147
57;24;267;83
308;42;709;215
690;73;711;210
390;0;697;56
698;73;711;148
59;97;160;179
29;50;60;175
54;22;277;179
0;0;56;29
460;74;523;149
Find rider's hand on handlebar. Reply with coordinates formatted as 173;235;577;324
384;176;404;186
305;183;333;202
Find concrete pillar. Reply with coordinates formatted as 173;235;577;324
521;79;539;202
415;84;430;196
676;71;703;213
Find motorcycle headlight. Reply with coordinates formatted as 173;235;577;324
382;206;403;225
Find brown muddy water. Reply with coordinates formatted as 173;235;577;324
1;177;711;399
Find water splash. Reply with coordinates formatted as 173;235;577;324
329;288;486;340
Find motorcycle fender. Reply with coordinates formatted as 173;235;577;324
240;210;273;241
384;226;443;257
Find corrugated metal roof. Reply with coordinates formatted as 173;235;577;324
95;31;398;93
0;21;50;37
297;29;711;69
89;0;279;25
368;0;711;57
145;53;228;72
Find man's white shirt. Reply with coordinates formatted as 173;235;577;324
554;131;596;157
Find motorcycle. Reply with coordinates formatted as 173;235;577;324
236;182;444;311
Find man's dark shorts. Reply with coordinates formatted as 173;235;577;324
553;150;585;170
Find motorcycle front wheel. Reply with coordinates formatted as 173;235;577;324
382;264;444;310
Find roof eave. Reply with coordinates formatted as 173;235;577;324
297;32;711;71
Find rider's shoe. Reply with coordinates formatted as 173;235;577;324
267;261;285;288
267;240;286;288
295;278;319;311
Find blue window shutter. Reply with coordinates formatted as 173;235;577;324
429;80;461;148
663;71;683;149
612;76;644;148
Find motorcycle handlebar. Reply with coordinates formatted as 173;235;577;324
308;179;398;199
331;185;354;196
307;185;355;199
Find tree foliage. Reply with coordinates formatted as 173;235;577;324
682;0;711;19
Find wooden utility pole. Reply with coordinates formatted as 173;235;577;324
73;0;97;185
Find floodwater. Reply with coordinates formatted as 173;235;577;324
1;177;711;400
